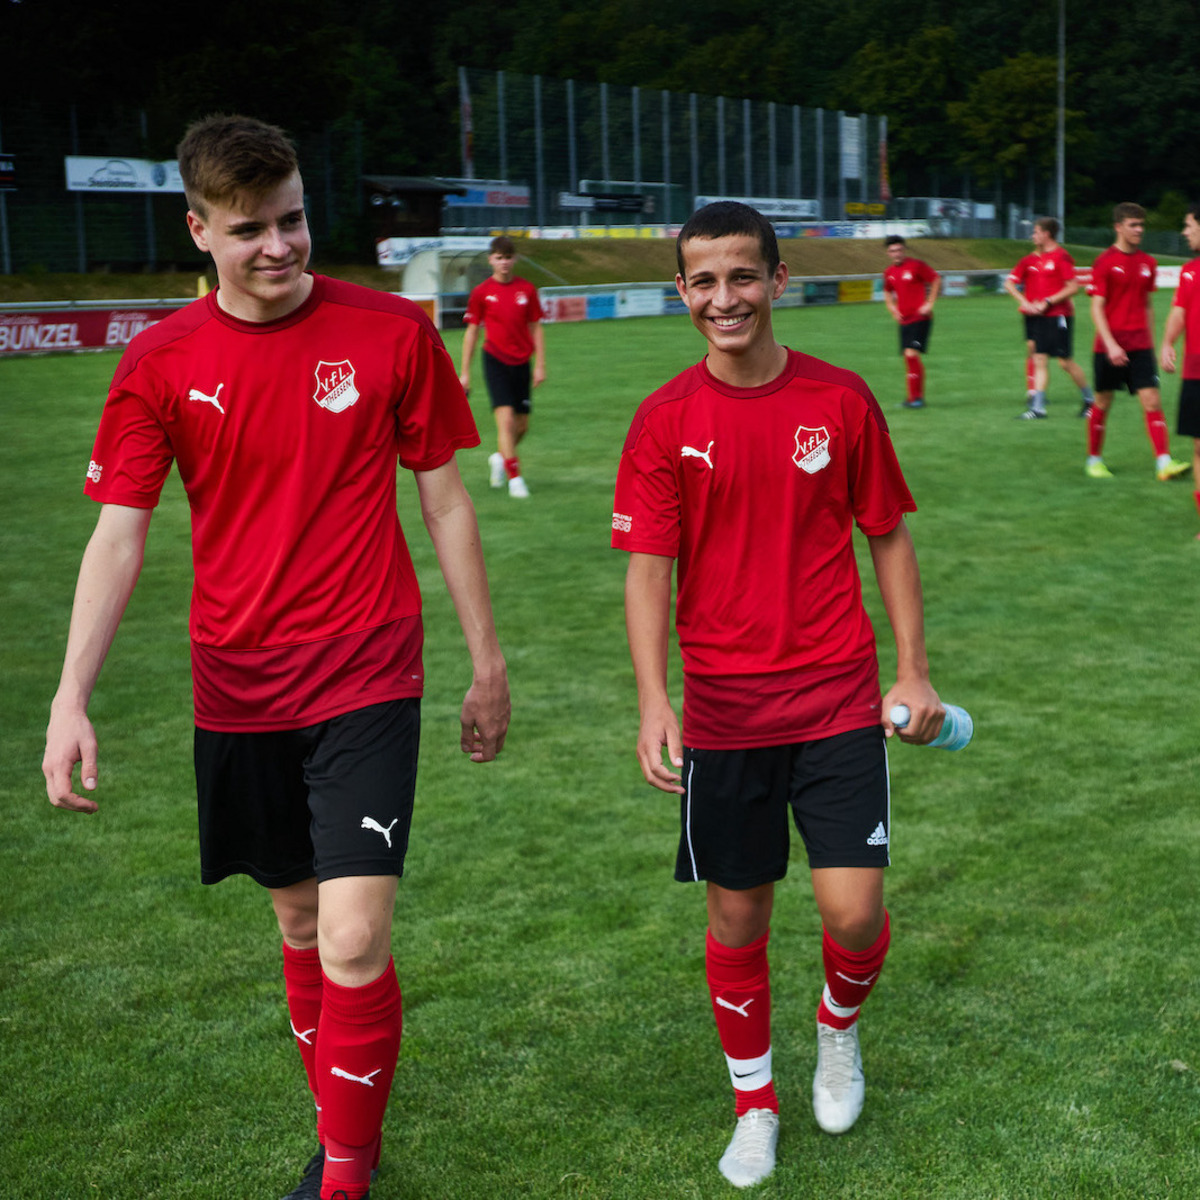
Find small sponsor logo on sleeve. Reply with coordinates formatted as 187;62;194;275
612;512;632;533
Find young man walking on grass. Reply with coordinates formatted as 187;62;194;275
1005;216;1095;420
458;235;546;499
613;201;946;1189
42;114;510;1200
1158;203;1200;537
882;234;940;409
1086;202;1190;481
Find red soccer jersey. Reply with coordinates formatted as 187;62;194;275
1089;245;1157;352
1171;258;1200;379
612;349;916;749
1008;248;1077;317
883;257;939;324
463;276;544;365
86;275;480;731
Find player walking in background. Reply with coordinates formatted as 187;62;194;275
459;235;546;499
882;235;940;409
614;202;946;1189
1005;217;1095;420
1158;202;1200;536
42;115;510;1200
1085;202;1190;481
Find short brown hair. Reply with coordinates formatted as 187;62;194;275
1034;216;1060;239
489;236;516;255
1113;201;1146;224
177;114;300;219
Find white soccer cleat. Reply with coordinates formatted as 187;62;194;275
508;475;530;498
718;1108;779;1188
488;452;506;488
812;1020;865;1134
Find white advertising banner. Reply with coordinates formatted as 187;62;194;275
64;157;185;193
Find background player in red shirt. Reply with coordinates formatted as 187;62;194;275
459;235;547;499
1158;202;1200;536
882;234;940;409
1005;217;1095;419
1086;202;1190;481
614;202;946;1189
42;115;511;1200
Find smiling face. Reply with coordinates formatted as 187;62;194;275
186;171;312;322
676;233;788;377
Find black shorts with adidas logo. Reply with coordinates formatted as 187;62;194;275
675;726;891;889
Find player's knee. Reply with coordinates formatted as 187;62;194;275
318;913;392;980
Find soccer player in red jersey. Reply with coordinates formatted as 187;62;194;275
1158;203;1200;536
42;115;511;1200
459;235;546;499
1005;217;1095;419
1086;202;1190;481
882;234;940;409
613;202;946;1188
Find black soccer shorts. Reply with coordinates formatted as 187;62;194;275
899;319;932;354
1029;314;1074;360
675;726;891;889
1094;347;1158;394
483;350;533;414
195;698;420;888
1177;378;1200;438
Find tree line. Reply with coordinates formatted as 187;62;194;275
5;0;1199;224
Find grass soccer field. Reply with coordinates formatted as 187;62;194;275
2;291;1198;1199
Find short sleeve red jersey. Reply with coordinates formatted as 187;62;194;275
463;276;544;365
612;349;916;749
1171;259;1200;379
1008;248;1077;316
883;257;938;324
1089;246;1157;352
85;275;480;731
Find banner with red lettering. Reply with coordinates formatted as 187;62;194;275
0;303;189;357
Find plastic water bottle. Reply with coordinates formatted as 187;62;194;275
889;703;973;751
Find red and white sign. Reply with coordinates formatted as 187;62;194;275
0;304;188;356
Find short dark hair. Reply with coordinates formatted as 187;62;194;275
1188;201;1200;222
489;236;515;255
177;114;300;220
1034;216;1060;239
885;235;906;248
677;201;780;278
1113;201;1146;223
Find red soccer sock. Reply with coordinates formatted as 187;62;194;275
317;960;403;1200
906;355;924;401
1194;490;1200;517
706;928;778;1116
1088;405;1108;457
505;456;521;480
282;942;324;1143
1144;408;1170;457
816;912;891;1030
1025;356;1036;394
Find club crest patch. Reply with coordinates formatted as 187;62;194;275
313;360;360;413
793;424;831;474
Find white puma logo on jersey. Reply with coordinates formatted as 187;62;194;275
187;383;225;414
290;1020;316;1046
715;996;755;1017
361;816;400;848
681;440;715;469
331;1066;382;1087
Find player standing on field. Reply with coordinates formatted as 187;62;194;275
1158;202;1200;537
42;115;511;1200
1005;216;1095;420
613;201;946;1189
882;234;940;409
1085;201;1190;481
459;235;546;499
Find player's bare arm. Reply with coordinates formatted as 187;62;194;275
458;322;480;392
43;504;153;812
414;457;510;761
625;551;684;794
920;275;941;316
1004;277;1034;313
1160;306;1185;373
1091;293;1127;366
866;520;942;745
531;322;547;388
